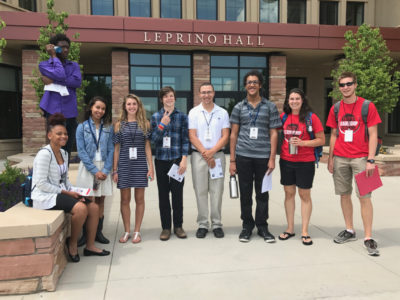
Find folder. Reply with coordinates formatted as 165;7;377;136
354;165;383;196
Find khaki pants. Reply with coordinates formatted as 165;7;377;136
333;156;371;198
191;151;225;229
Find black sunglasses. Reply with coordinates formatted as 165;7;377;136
339;81;355;88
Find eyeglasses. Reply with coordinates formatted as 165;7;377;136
200;91;214;95
339;81;355;88
246;80;259;86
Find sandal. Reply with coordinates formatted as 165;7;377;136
278;232;295;240
302;235;313;246
132;232;141;244
119;232;131;243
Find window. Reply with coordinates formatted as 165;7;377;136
0;65;22;139
91;0;114;15
84;75;112;107
197;0;217;20
210;54;268;113
226;0;246;21
130;52;192;118
19;0;36;11
287;0;306;24
388;100;400;134
260;0;279;23
129;0;151;17
320;1;338;25
286;77;306;93
161;0;181;19
346;2;364;26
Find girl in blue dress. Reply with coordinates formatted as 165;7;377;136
113;94;154;243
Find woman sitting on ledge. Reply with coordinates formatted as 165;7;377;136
31;113;110;262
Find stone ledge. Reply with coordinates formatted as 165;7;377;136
0;203;65;240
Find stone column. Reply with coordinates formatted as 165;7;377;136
22;49;46;153
111;50;129;124
192;52;210;107
269;55;287;113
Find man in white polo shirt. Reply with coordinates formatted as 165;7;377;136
188;82;230;238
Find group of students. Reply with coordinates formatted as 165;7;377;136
31;70;381;263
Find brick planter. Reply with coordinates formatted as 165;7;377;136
0;203;69;295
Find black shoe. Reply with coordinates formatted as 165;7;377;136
66;237;80;263
83;248;111;256
239;228;252;242
95;217;110;244
258;228;276;243
196;228;208;238
77;220;87;247
213;228;224;238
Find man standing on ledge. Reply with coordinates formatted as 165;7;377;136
326;71;381;256
229;70;281;243
188;83;230;239
39;33;82;158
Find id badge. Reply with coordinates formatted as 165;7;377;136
129;147;137;160
163;136;171;148
308;125;313;132
344;129;353;142
250;127;258;139
95;150;102;161
205;129;212;141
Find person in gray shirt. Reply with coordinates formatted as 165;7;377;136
229;70;282;243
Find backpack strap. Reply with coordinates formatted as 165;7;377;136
305;112;314;138
361;99;370;141
281;113;288;125
334;101;341;137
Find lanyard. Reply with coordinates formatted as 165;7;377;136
88;120;103;151
341;97;357;117
128;122;137;145
202;111;214;129
247;103;261;126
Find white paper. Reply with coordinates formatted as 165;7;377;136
167;163;186;182
261;172;273;193
209;158;224;180
44;83;69;96
70;186;92;196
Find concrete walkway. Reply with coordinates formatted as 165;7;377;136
5;156;400;300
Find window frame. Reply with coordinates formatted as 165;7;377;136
18;0;37;12
346;1;365;26
226;0;246;22
319;0;339;25
196;0;218;20
259;0;280;23
160;0;182;19
129;50;193;115
91;0;115;16
287;0;306;24
129;0;152;17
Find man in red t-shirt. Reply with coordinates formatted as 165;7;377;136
326;72;381;256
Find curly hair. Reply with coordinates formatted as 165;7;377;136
283;88;313;123
47;113;66;133
49;33;71;46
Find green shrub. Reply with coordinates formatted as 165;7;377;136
0;161;27;212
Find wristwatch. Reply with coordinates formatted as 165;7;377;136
366;159;375;164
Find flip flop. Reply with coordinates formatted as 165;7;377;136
278;232;295;240
302;235;313;246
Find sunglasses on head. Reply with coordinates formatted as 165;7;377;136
339;81;355;88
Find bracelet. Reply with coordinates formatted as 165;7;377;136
158;124;164;130
160;122;166;127
112;171;117;175
230;160;236;163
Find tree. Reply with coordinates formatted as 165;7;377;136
330;23;400;113
30;0;88;112
0;18;6;62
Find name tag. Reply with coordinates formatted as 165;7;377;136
204;129;212;141
308;125;313;132
250;127;258;139
129;147;137;160
344;129;353;142
95;150;102;161
163;136;171;148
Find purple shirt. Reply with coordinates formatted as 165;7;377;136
39;57;82;118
